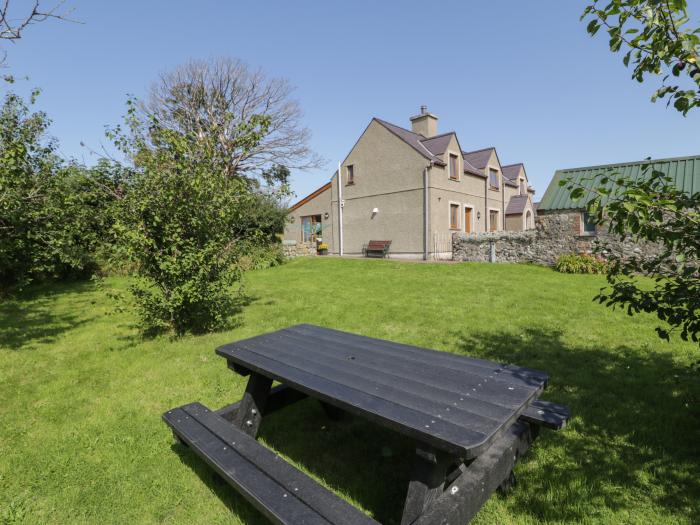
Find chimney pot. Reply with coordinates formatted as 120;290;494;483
420;105;428;115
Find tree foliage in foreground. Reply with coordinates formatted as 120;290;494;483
582;0;700;114
109;98;283;334
0;90;116;293
561;166;699;345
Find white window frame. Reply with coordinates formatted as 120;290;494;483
580;211;597;236
448;201;461;230
447;151;461;181
488;207;500;232
463;203;475;233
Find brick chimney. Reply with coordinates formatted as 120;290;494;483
410;105;438;138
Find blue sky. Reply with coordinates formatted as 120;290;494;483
5;0;699;202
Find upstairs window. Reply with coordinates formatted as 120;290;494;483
520;179;527;194
449;154;459;180
449;203;460;229
489;168;500;190
581;212;597;235
346;165;354;185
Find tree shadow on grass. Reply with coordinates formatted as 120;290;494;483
452;327;700;523
0;281;97;351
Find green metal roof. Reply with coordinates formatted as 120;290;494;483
539;154;700;211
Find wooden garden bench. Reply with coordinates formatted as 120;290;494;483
163;324;570;524
364;240;391;258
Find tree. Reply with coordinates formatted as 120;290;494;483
561;166;699;344
572;1;700;346
108;97;277;334
0;90;116;293
0;1;74;66
582;0;700;114
143;57;323;185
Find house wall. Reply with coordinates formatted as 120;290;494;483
284;185;334;250
329;119;428;256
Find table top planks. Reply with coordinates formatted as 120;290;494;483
216;324;548;458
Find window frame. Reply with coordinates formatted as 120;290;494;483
301;214;323;243
488;167;500;191
448;153;460;181
449;202;460;230
581;211;597;236
346;164;355;185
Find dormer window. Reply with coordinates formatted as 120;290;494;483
346;164;354;185
449;154;459;180
489;168;500;190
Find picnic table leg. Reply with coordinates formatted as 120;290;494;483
232;372;272;438
400;444;454;525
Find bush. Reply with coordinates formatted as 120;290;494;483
555;253;608;274
0;91;118;294
237;243;285;271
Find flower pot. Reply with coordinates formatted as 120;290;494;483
318;249;328;255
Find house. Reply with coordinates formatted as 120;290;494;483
537;154;700;253
284;107;536;259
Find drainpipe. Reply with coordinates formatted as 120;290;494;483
423;162;431;260
337;161;344;256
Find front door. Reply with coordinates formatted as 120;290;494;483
464;207;472;233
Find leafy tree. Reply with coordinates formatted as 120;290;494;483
561;167;698;344
108;98;275;334
0;90;116;293
574;1;700;346
582;0;700;114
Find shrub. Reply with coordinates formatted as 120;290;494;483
237;243;285;271
0;91;117;294
555;253;608;274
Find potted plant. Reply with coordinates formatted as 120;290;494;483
317;242;328;255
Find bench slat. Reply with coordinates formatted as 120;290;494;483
163;403;378;525
519;399;570;430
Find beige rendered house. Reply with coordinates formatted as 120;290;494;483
284;107;536;259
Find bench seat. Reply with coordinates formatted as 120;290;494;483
163;402;379;525
519;399;571;430
364;240;391;258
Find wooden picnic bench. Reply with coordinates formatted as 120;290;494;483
364;240;391;258
163;324;570;525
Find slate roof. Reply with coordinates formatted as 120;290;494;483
462;147;495;170
374;118;445;166
505;195;530;215
502;163;524;181
539;154;700;211
420;132;454;156
374;119;484;176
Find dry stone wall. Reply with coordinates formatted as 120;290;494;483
452;211;661;265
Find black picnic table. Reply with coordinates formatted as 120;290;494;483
163;324;570;525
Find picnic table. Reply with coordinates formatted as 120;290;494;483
163;324;570;524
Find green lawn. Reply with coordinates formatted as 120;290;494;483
1;258;698;524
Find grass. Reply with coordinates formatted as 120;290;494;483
1;257;698;524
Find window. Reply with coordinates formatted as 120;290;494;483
489;209;499;232
449;154;459;180
449;203;460;229
301;214;322;242
489;168;500;190
520;179;527;195
346;165;354;185
581;212;596;235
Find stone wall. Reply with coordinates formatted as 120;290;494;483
452;210;661;265
282;240;318;258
